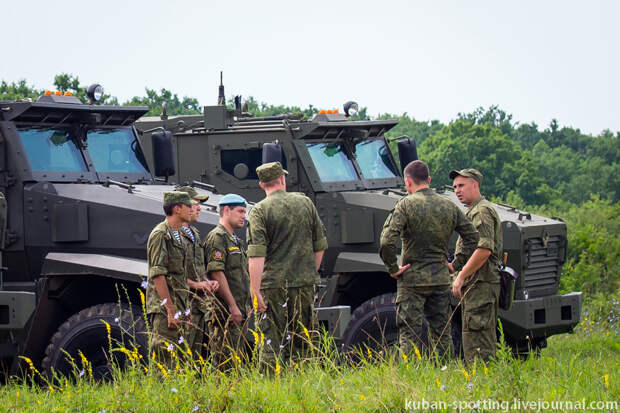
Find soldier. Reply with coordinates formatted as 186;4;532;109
176;186;219;358
448;168;502;363
145;191;196;366
204;193;250;365
247;162;328;365
379;160;478;359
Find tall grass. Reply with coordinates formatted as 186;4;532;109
2;311;617;412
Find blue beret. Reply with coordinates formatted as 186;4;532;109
218;193;247;207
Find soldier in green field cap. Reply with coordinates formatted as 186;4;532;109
448;168;503;363
176;186;219;358
145;191;197;366
247;162;328;366
204;193;250;366
379;160;479;359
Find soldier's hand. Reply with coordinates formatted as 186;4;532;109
390;264;411;279
446;261;455;274
253;292;267;313
167;308;181;330
207;280;219;293
452;275;464;299
229;304;243;326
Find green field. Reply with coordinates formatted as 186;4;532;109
1;321;617;413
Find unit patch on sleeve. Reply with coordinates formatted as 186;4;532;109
212;249;224;261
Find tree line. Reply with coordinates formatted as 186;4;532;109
2;74;618;300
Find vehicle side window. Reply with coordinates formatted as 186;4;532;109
221;149;287;180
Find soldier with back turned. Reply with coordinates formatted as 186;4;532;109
247;162;328;366
379;160;479;359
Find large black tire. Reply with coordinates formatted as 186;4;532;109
340;293;429;352
41;303;147;379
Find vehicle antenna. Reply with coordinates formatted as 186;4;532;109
218;71;226;106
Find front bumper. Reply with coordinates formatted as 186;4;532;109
499;291;582;341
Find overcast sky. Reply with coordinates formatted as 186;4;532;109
2;0;618;135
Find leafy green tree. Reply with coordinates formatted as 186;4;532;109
419;119;522;198
240;96;320;119
0;79;42;101
125;88;201;116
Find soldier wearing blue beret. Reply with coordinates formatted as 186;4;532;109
203;193;250;365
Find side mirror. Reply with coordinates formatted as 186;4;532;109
262;142;284;164
397;138;418;175
151;130;176;180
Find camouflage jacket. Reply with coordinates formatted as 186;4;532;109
145;220;189;316
204;224;250;316
180;225;211;314
247;190;328;289
454;196;502;284
380;188;479;288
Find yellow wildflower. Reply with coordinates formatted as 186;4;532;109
483;365;488;375
234;353;242;365
102;320;111;337
402;353;408;363
252;331;259;345
253;295;258;311
260;332;265;346
604;374;609;389
143;367;149;374
139;290;146;308
413;345;422;360
436;378;441;389
156;362;168;378
48;385;54;393
472;367;476;377
366;347;372;359
19;356;40;375
462;368;470;381
360;394;366;401
118;347;133;360
275;362;281;375
303;327;310;340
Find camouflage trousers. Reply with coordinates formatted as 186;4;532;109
461;280;500;363
396;285;452;359
257;286;315;366
207;305;249;368
148;313;186;369
186;310;206;359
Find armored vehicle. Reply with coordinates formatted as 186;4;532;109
136;81;582;355
0;87;221;377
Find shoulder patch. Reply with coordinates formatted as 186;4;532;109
212;249;224;261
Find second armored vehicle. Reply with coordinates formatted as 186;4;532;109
136;81;582;355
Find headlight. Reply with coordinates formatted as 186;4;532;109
343;101;359;117
86;84;104;103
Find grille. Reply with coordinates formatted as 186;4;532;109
523;235;562;298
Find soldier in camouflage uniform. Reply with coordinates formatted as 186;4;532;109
380;160;478;358
449;169;503;363
145;191;196;366
176;186;219;358
247;162;328;365
204;193;250;366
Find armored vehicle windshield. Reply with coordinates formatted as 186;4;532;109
15;124;150;183
304;138;399;186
